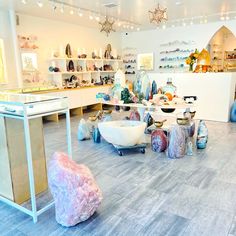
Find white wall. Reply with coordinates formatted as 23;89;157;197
0;10;18;89
15;14;122;86
122;20;236;72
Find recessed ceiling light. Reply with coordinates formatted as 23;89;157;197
95;16;100;21
117;22;121;27
225;16;230;20
37;1;43;7
162;24;166;29
130;25;134;30
175;1;183;6
137;27;140;31
220;16;225;20
70;9;74;15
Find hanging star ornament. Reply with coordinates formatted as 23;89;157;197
99;16;116;36
149;4;168;25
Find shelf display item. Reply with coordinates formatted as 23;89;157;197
65;43;72;58
230;101;236;122
67;60;75;72
167;125;186;159
114;69;126;88
162;78;176;101
129;110;140;121
77;119;90;141
121;88;133;104
18;35;38;50
151;129;168;153
48;152;102;227
151;80;158;95
139;71;150;95
225;50;236;72
144;112;154;127
92;127;101;143
196;120;208;149
104;44;113;59
185;49;199;71
195;49;211;73
123;47;137;79
186;139;193;156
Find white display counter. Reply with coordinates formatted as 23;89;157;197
148;73;236;122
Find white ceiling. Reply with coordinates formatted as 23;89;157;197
1;0;236;31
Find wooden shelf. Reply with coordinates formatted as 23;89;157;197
49;70;116;75
49;57;122;62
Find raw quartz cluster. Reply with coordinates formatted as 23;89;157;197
48;152;102;227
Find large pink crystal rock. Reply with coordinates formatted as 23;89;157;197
48;152;102;227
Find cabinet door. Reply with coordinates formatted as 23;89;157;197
5;117;48;204
0;117;14;201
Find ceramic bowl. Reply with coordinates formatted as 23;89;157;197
154;119;167;128
161;108;176;113
103;109;112;114
154;121;164;128
98;120;146;146
176;117;190;125
89;116;97;122
184;111;196;119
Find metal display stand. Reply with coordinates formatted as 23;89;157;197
0;93;72;223
113;143;146;156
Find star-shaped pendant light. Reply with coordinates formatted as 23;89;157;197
99;16;116;36
149;4;168;25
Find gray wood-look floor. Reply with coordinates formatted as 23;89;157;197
1;110;236;236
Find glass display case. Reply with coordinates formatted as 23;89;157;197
0;92;72;223
0;92;68;117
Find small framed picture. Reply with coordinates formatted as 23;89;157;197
0;39;8;84
137;53;154;71
21;52;38;71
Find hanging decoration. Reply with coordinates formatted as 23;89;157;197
148;3;168;25
99;16;115;36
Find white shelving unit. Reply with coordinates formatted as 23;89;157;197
123;47;137;81
159;40;196;73
48;58;123;88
